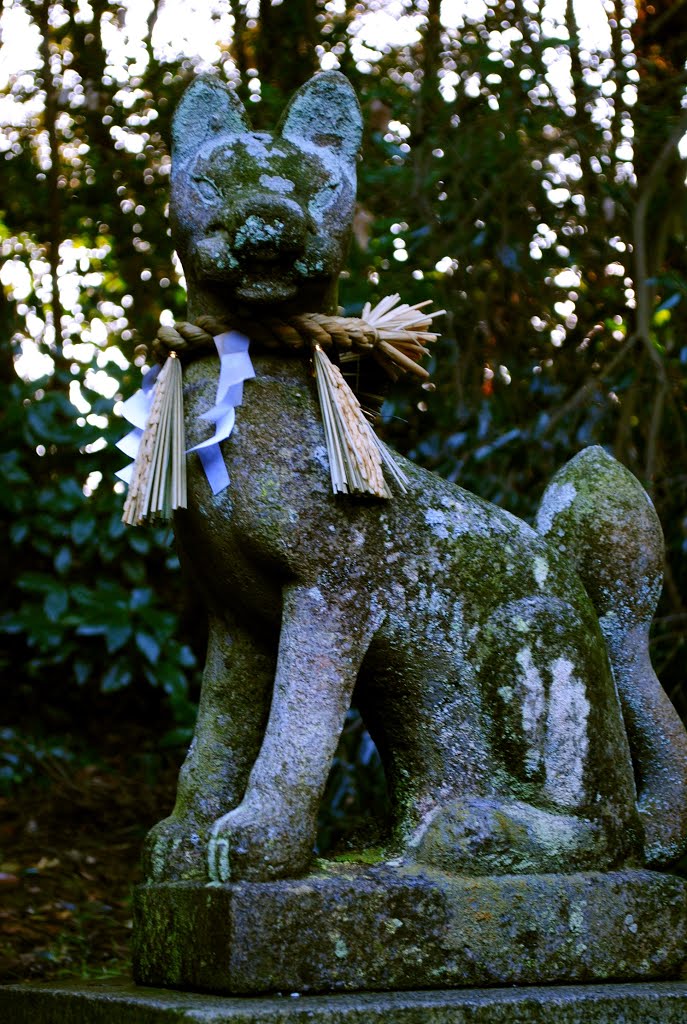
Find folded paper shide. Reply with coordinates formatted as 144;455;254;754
116;295;443;525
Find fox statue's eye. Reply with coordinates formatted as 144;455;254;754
192;174;221;203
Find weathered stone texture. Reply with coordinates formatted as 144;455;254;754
2;979;687;1023
132;866;687;995
130;71;687;1012
537;445;687;864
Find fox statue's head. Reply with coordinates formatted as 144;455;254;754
170;72;363;320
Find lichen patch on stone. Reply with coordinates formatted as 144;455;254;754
424;507;450;540
259;173;295;193
235;215;285;247
240;133;286;164
533;556;549;589
536;481;577;535
516;647;545;778
544;657;590;809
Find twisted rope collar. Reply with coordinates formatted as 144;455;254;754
120;297;442;523
150;302;438;384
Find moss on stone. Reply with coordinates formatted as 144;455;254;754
131;869;687;995
330;848;387;866
149;71;687;904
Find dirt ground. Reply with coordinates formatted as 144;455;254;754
0;731;181;984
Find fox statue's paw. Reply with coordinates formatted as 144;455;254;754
207;801;314;883
404;797;625;876
143;815;209;882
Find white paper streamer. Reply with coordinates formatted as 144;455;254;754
186;331;254;494
116;332;254;497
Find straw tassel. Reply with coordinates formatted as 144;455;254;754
122;353;187;525
313;345;408;499
119;294;439;520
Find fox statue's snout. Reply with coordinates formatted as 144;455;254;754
192;190;309;303
227;194;308;261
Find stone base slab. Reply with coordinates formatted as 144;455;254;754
132;866;687;995
2;979;687;1023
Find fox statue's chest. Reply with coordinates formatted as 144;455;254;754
179;352;360;567
183;351;327;481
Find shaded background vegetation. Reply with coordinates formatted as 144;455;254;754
1;0;686;980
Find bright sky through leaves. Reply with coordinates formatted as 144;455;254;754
1;0;621;384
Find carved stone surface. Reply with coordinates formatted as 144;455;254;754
169;71;360;322
133;70;687;996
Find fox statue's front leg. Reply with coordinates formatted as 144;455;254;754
143;612;277;881
208;581;383;882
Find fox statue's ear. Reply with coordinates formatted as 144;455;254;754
278;71;363;166
172;74;249;165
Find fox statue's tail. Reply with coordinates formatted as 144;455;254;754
536;445;687;866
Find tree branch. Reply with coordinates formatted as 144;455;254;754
540;332;639;437
36;0;64;357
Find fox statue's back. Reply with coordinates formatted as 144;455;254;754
143;71;687;886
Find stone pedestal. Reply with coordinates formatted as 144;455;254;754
2;979;687;1022
132;864;686;995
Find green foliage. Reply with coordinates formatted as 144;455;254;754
0;727;75;793
0;365;198;726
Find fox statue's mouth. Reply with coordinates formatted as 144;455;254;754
233;270;298;303
191;233;333;305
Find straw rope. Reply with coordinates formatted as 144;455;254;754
313;344;391;497
149;299;442;384
122;297;442;517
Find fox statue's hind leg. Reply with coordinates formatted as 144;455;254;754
396;594;642;875
537;445;687;865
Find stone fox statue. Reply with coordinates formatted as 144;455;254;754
144;71;687;885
